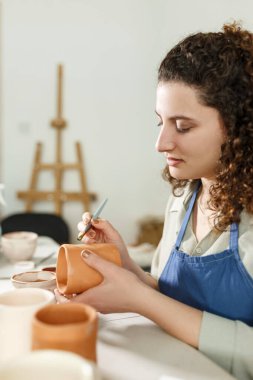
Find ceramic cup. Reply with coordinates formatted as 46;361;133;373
56;243;121;295
1;231;38;262
0;288;55;364
32;303;98;362
11;270;56;292
0;350;101;380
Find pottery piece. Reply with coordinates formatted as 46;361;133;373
0;288;55;364
32;303;98;362
56;243;121;295
42;265;56;272
1;231;38;262
0;349;101;380
11;270;56;292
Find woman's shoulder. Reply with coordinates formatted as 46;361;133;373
240;210;253;231
239;210;253;246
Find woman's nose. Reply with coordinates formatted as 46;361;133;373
155;128;176;152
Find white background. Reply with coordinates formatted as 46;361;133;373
1;0;253;243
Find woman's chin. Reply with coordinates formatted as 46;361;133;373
168;168;188;180
163;165;194;181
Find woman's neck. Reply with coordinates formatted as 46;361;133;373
192;179;216;242
198;178;215;206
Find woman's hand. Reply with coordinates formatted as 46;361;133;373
77;213;158;288
55;250;147;313
77;214;131;268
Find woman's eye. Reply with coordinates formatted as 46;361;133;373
176;124;191;133
176;127;190;133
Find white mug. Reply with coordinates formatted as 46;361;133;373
0;288;55;363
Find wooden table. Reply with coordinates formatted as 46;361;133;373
0;238;236;380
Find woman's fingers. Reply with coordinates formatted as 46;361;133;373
77;215;98;242
77;221;85;232
78;212;93;233
54;289;77;304
82;212;92;223
81;235;97;244
77;214;129;261
79;215;116;235
54;289;70;303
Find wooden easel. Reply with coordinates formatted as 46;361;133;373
17;64;96;215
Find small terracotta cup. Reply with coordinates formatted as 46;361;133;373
56;243;121;295
32;303;98;362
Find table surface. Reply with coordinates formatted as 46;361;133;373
0;237;236;380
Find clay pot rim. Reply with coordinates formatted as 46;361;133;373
34;303;98;327
2;231;38;241
33;319;96;330
11;271;56;285
0;288;55;308
0;350;97;375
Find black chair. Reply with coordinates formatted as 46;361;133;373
1;212;70;245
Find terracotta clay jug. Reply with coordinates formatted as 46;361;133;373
32;303;98;362
56;243;121;295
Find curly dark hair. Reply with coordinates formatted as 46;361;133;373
158;21;253;230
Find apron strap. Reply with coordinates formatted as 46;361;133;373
175;181;201;249
229;222;239;253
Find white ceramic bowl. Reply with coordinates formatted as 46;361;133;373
11;270;56;292
1;231;38;262
0;349;100;380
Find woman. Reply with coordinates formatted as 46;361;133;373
56;22;253;379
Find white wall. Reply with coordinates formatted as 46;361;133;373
1;0;253;243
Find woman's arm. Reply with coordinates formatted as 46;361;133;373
138;284;202;347
56;251;201;347
55;252;253;378
199;312;253;379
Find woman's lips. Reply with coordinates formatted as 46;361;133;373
166;157;184;166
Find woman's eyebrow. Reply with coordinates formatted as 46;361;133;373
155;110;197;122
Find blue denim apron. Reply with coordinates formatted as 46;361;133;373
158;184;253;326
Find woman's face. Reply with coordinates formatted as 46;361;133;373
155;81;225;180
